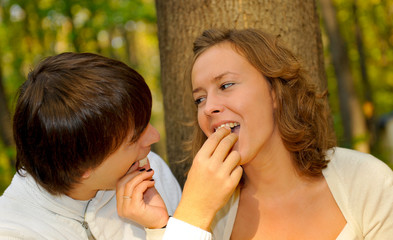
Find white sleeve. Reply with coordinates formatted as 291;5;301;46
163;217;212;240
145;228;165;240
145;153;211;240
148;152;182;215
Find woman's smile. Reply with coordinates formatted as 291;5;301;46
192;42;279;165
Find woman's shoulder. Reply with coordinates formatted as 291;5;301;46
324;147;393;238
325;147;392;181
323;147;393;214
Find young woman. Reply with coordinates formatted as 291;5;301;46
186;28;393;240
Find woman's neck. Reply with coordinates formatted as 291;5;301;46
241;138;304;198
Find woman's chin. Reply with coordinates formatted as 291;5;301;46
238;149;257;166
238;153;250;166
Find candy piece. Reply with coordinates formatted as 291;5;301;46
139;157;148;167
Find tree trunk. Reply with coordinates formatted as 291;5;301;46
319;0;370;153
155;0;327;187
353;1;376;147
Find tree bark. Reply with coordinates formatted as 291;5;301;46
155;0;327;187
319;0;369;152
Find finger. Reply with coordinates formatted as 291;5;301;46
132;179;156;204
128;180;169;229
116;170;140;213
116;169;154;205
116;170;154;215
118;179;155;219
126;160;140;174
197;127;231;158
211;133;238;163
230;165;243;185
118;169;142;189
117;169;144;198
221;150;241;173
120;180;156;219
123;169;154;197
116;170;142;207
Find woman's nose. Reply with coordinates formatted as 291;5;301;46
203;96;224;116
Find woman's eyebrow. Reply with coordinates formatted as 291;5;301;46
214;71;237;80
192;71;238;94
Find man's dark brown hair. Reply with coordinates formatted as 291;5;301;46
13;52;152;195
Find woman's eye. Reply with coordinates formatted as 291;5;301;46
220;82;234;90
194;97;206;105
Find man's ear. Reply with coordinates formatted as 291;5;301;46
81;169;92;179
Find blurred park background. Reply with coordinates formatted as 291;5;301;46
1;0;392;193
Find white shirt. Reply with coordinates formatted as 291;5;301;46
0;152;181;240
163;147;393;240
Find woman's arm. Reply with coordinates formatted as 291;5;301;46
116;127;242;238
171;127;242;231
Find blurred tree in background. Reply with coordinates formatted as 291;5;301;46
320;0;393;163
0;0;392;193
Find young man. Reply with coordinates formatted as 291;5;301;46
0;52;182;239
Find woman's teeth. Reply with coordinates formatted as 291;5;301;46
215;122;240;132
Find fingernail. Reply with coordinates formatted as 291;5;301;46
147;168;153;172
139;168;146;172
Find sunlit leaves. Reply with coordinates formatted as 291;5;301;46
325;0;393;124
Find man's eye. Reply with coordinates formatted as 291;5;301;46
194;97;206;105
220;82;234;90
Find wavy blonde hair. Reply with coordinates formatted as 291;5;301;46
187;28;336;177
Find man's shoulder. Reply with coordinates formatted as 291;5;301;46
147;151;182;215
0;200;46;239
148;151;165;164
148;151;171;174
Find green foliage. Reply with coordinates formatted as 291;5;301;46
0;143;15;195
324;0;393;164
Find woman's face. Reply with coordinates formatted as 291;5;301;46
191;42;279;165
